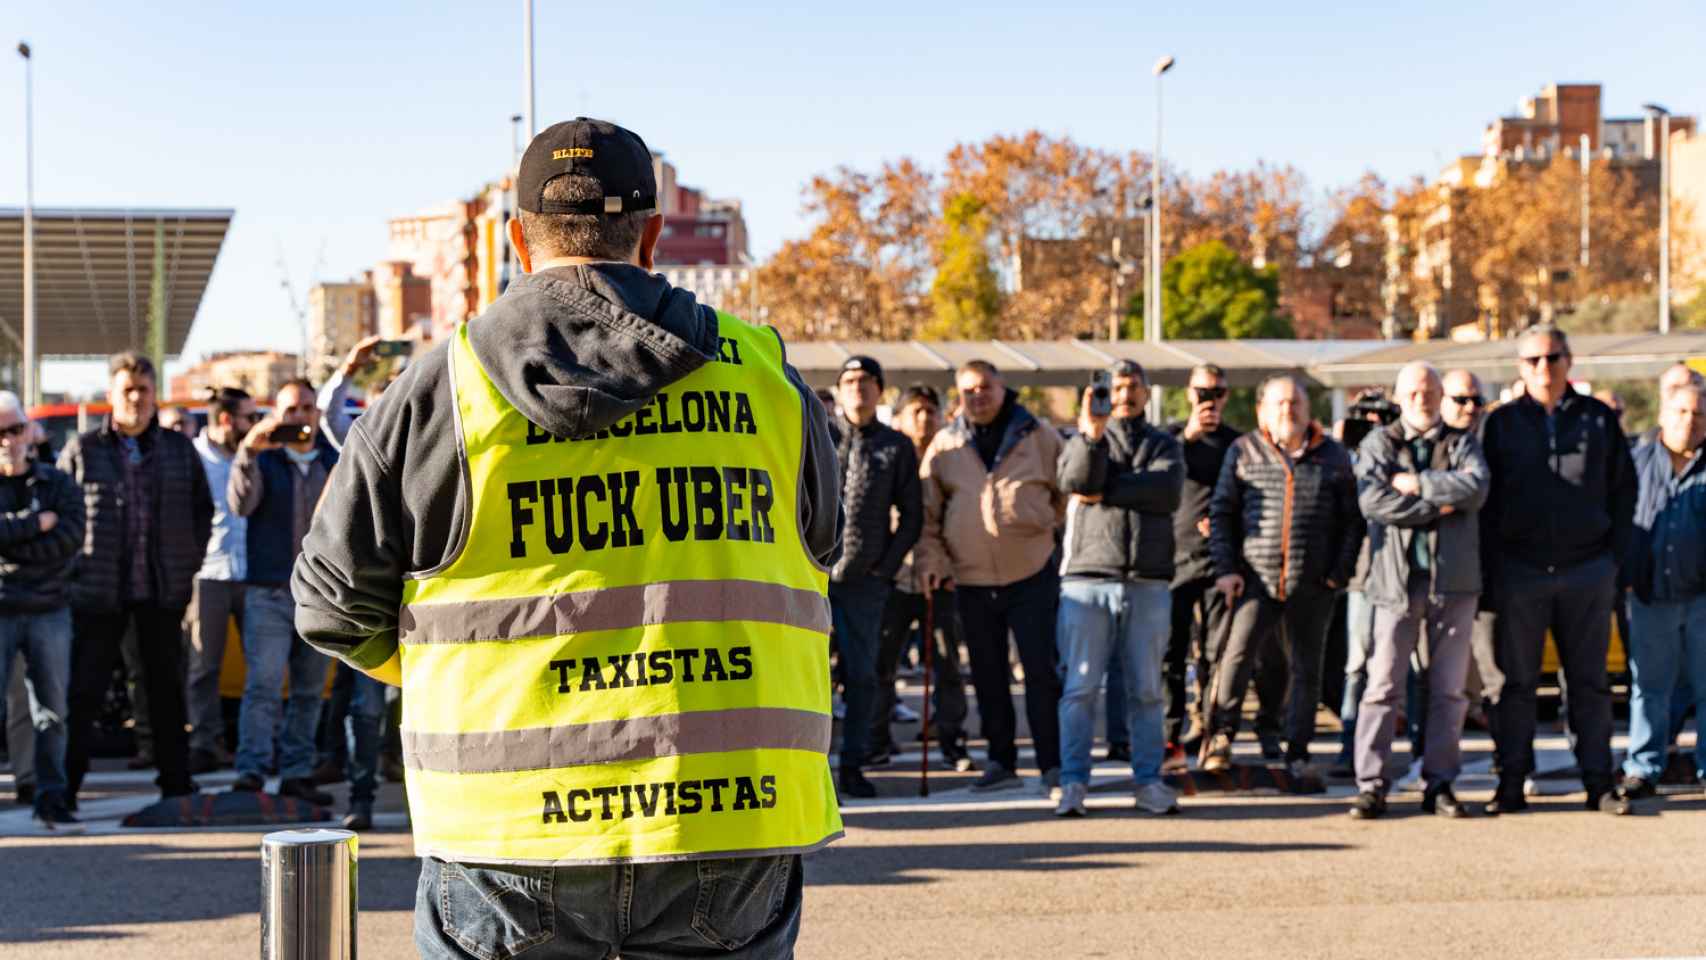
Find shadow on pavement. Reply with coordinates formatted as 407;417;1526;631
0;838;422;945
802;837;1350;887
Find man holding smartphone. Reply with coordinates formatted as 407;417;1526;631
228;379;340;809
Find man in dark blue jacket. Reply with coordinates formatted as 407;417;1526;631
1479;325;1637;815
229;379;341;812
1620;381;1706;799
0;393;86;830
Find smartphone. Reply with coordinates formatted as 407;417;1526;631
1089;372;1112;417
374;339;415;358
265;423;314;445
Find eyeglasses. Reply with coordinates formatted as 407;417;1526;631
1521;352;1565;367
0;423;26;439
1447;394;1484;407
1191;386;1228;402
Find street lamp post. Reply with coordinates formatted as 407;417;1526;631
1150;55;1174;346
17;42;35;406
1644;103;1671;334
522;0;536;138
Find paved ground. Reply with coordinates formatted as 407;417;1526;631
3;687;1704;959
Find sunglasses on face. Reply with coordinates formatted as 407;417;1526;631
0;423;26;439
1521;352;1565;367
1448;394;1484;408
1192;387;1228;402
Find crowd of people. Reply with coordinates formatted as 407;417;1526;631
823;323;1706;819
0;337;403;833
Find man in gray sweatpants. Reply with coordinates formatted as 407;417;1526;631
1350;362;1489;820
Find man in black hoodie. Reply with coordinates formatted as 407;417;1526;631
293;119;841;959
1479;325;1637;816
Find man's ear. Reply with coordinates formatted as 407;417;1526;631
508;218;533;274
637;214;665;271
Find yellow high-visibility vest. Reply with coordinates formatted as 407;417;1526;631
399;312;841;865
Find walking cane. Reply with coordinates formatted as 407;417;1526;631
920;591;933;797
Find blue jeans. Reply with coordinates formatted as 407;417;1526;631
346;669;387;803
415;854;802;959
1105;644;1129;746
1625;595;1706;780
0;608;72;808
829;576;890;770
236;586;330;782
1057;579;1171;787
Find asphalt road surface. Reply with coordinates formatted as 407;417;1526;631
3;690;1704;959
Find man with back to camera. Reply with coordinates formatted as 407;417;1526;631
60;351;213;813
293;118;843;958
825;354;921;799
1203;375;1364;777
1349;362;1488;820
1478;324;1636;816
1053;360;1184;817
915;360;1066;793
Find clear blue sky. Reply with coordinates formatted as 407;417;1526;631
4;1;1704;393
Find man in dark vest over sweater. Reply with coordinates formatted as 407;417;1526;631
228;379;340;810
61;351;214;811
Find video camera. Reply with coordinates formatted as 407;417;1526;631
1341;390;1400;450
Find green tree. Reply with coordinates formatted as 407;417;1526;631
928;194;1003;338
1127;239;1295;340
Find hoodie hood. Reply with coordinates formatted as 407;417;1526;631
466;263;721;439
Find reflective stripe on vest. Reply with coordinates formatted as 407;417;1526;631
399;312;841;866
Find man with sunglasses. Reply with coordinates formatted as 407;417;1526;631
1479;325;1637;815
1441;371;1487;433
183;386;256;774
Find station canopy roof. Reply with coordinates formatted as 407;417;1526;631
788;332;1706;391
0;207;233;359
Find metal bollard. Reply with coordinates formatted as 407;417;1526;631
261;828;358;959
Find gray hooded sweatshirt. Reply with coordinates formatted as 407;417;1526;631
291;263;842;670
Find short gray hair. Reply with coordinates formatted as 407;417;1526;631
1519;323;1571;357
0;391;25;422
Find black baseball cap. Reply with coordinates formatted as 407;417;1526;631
839;355;885;389
517;118;657;215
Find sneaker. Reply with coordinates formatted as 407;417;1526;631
1104;742;1133;763
33;801;86;834
278;778;334;807
229;772;265;794
1285;758;1315;781
1422;782;1468;819
1348;790;1387;820
1053;781;1089;817
1618;776;1657;801
1589;789;1632;816
340;800;374;831
1134;782;1180;815
1257;731;1283;760
1481;781;1529;817
890;702;920;723
1522;775;1540;797
970;762;1022;792
1394;759;1424;793
1161;743;1189;775
1039;767;1062;801
940;740;977;773
1200;733;1233;773
837;769;877;800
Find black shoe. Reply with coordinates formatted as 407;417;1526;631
1618;776;1657;801
863;746;893;768
939;739;977;772
14;783;34;806
33;800;85;834
1348;790;1387;820
1104;742;1133;763
970;762;1023;792
1589;789;1633;816
229;772;265;793
341;800;374;831
1481;789;1528;817
837;769;877;800
309;759;348;786
278;778;334;807
1257;732;1283;761
187;748;224;775
1422;782;1469;819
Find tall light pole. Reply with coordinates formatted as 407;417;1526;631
18;42;35;406
1644;103;1671;334
522;0;536;138
1579;133;1590;268
1150;55;1174;345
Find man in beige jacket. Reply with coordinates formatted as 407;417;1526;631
916;360;1066;792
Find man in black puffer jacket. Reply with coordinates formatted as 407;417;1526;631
1205;374;1364;775
60;352;213;809
1053;360;1184;817
826;355;921;799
